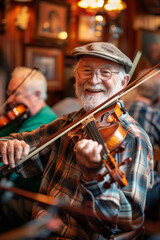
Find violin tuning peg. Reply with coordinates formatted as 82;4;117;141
103;181;111;189
124;157;132;164
97;171;108;182
115;144;125;153
97;174;104;182
118;157;132;167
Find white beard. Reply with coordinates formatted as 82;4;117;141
76;81;122;112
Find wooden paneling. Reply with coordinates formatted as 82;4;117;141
0;0;154;106
0;2;35;70
0;0;139;68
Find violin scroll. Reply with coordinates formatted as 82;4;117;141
97;156;132;189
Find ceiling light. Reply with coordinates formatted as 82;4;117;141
104;0;127;12
77;0;104;9
14;0;33;2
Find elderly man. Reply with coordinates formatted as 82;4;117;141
0;43;153;239
0;66;57;231
3;66;57;134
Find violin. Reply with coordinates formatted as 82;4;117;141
0;104;30;128
0;104;30;137
69;102;127;153
0;64;160;186
69;101;130;188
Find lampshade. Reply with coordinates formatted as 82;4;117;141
77;0;104;9
77;0;127;18
104;0;127;12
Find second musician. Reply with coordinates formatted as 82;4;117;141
0;43;154;239
0;66;57;231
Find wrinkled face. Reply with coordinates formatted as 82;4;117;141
7;76;34;110
75;56;129;111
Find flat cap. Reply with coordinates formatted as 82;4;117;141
72;42;132;74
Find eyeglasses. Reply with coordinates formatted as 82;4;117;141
76;65;119;81
7;89;23;97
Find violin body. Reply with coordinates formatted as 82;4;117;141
69;102;127;153
0;104;30;137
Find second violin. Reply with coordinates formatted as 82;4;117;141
0;104;30;137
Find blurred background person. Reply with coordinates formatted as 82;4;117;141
0;66;57;231
6;66;57;132
147;42;160;68
128;68;160;147
128;68;160;239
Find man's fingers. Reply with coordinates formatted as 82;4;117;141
91;144;103;162
75;139;103;169
14;140;30;166
75;139;102;159
14;140;23;163
21;141;30;157
0;140;30;168
0;142;9;165
8;140;16;168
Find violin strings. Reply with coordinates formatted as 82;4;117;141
84;121;108;158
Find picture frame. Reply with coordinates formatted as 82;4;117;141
24;45;64;90
137;29;160;67
35;0;70;42
77;14;105;43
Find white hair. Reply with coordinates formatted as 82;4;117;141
119;65;127;82
11;66;47;100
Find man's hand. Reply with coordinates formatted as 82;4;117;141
74;139;105;181
0;139;30;168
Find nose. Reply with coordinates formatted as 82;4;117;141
88;72;102;85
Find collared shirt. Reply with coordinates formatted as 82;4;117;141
2;103;154;239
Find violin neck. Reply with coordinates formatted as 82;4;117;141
84;120;109;158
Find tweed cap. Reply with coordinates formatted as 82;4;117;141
72;42;132;74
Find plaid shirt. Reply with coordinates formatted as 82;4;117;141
3;102;154;240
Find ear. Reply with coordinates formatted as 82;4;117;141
121;74;130;89
35;90;41;98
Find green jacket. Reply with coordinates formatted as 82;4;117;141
0;105;57;192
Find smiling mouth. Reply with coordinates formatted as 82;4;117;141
86;88;104;93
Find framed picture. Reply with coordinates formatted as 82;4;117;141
137;29;160;67
24;46;64;90
35;0;70;42
77;14;105;42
